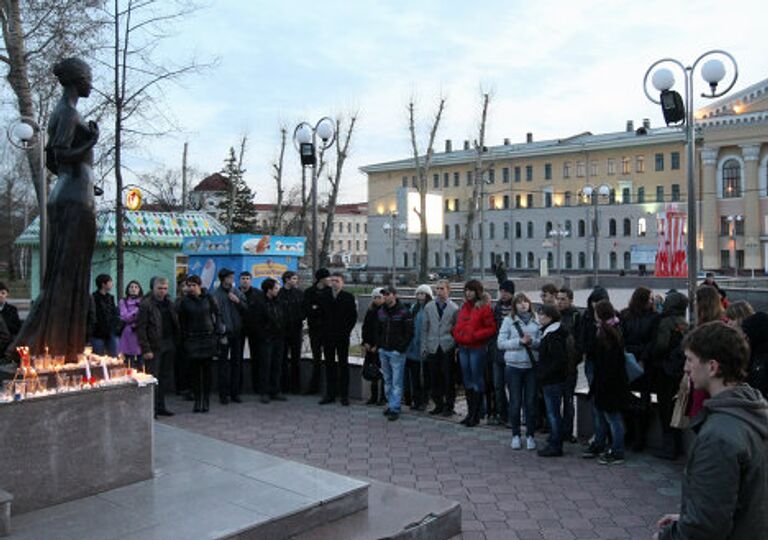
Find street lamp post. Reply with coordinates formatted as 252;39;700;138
549;223;570;274
293;118;336;274
580;183;611;285
382;211;406;286
643;50;738;323
6;117;46;290
727;214;744;277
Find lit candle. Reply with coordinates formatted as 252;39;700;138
101;361;110;382
84;357;92;380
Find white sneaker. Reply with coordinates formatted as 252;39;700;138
526;436;537;450
510;435;522;450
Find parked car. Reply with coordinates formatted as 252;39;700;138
430;266;464;280
347;263;368;271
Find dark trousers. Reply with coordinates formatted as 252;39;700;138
281;325;302;393
406;359;430;407
307;329;323;392
562;371;578;439
243;333;260;394
175;347;191;394
260;338;284;397
655;371;683;453
150;344;175;412
429;347;455;409
190;356;212;405
323;335;350;399
218;333;243;399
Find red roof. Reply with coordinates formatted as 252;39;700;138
193;173;231;192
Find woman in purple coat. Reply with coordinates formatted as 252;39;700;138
119;280;144;368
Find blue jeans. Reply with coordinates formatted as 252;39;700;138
458;347;485;392
92;335;118;357
505;365;537;436
379;349;406;413
542;383;564;450
594;408;625;455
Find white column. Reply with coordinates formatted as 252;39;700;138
741;144;762;270
701;147;720;270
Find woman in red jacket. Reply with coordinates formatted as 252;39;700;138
453;280;497;427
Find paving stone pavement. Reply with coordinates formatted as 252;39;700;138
161;394;684;539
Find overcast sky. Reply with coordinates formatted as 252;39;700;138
117;0;768;204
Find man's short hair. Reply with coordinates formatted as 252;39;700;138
558;287;574;300
153;276;169;287
0;281;8;293
538;303;561;321
239;271;251;278
330;271;344;279
282;270;297;282
683;321;750;384
541;283;558;295
95;274;112;289
436;279;451;290
185;275;202;286
261;277;278;293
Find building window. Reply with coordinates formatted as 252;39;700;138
502;167;510;183
622;187;631;204
489;222;495;239
453;224;460;239
578;252;586;269
547;252;554;270
590;161;598;177
514;166;521;182
477;223;482;239
454;199;460;211
515;222;522;238
404;252;408;267
621;157;631;174
338;222;343;233
671;184;680;201
445;199;450;212
545;192;553;208
720;216;730;236
609;219;617;237
623;218;631;237
432;174;439;189
412;176;417;188
527;194;534;208
488;168;495;184
720;250;729;269
365;240;367;250
563;162;571;179
347;240;351;250
655;153;664;171
402;176;408;187
737;250;745;269
365;223;368;233
578;219;586;237
735;218;745;236
488;195;496;210
565;251;573;269
515;252;522;268
356;223;360;233
527;252;535;269
576;161;586;177
444;224;450;239
564;191;572;206
638;217;647;237
435;252;440;266
525;165;533;182
607;159;616;175
656;185;664;202
609;189;616;204
624;251;631;270
466;171;473;185
545;163;552;180
610;252;617;270
636;155;645;173
503;195;510;209
442;172;448;187
527;221;534;238
722;158;742;198
445;253;450;267
637;187;645;203
347;223;352;233
671;152;681;170
355;240;360;251
504;222;510;239
515;194;521;208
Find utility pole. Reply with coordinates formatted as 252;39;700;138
479;172;485;280
181;142;188;211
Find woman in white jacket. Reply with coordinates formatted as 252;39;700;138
498;293;541;450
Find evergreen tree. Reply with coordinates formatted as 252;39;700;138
218;147;257;233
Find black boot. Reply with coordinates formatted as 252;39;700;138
366;382;378;405
193;391;202;413
467;392;481;427
460;390;474;426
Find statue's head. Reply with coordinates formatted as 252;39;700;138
53;58;93;98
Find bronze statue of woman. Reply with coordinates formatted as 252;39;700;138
13;58;99;362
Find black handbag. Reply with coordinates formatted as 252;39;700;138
362;352;382;381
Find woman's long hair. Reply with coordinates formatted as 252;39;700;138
696;285;724;324
124;280;144;298
595;299;622;348
626;286;652;318
511;292;533;317
463;279;484;302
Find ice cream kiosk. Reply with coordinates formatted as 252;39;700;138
182;234;306;290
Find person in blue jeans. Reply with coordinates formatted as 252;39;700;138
582;299;629;465
376;286;413;421
487;280;515;426
534;304;569;457
498;293;541;450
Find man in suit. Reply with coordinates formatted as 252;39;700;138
421;279;459;416
318;272;358;406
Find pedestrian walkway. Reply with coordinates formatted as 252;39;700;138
161;394;684;539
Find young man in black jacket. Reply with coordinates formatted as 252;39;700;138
92;274;119;356
239;271;263;394
301;268;331;394
535;304;569;457
376;287;413;421
254;278;287;404
278;270;304;394
318;272;358;406
557;287;581;443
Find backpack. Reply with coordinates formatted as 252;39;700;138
662;323;687;378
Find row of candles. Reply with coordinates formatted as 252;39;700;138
2;346;154;403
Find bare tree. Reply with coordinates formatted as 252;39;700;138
108;0;213;295
408;96;446;282
0;142;35;280
319;113;359;266
461;92;492;281
270;127;287;234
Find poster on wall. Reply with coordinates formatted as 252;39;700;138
654;211;687;277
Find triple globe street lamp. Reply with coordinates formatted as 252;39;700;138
643;49;738;322
6;117;46;290
293;118;336;273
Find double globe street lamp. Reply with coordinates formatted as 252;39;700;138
293;118;336;273
6;118;46;290
579;183;611;285
643;50;738;321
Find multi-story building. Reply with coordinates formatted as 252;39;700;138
361;77;768;275
253;202;368;266
190;173;231;222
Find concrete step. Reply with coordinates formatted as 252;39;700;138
289;480;461;540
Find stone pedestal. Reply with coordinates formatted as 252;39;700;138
0;382;154;515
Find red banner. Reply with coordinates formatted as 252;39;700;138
655;211;688;277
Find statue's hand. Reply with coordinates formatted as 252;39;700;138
88;121;99;142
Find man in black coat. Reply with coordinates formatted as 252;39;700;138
318;272;357;406
239;271;263;394
0;282;21;339
278;270;304;394
91;274;119;356
301;268;331;394
253;278;287;403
